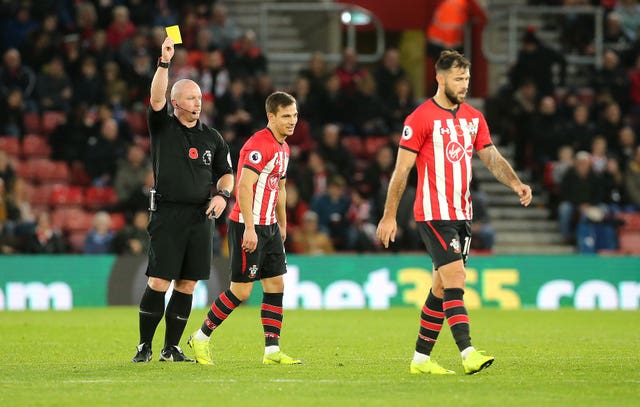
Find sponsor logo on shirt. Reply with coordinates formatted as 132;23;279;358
446;141;465;163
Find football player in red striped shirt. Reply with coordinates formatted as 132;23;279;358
377;50;532;375
188;92;302;366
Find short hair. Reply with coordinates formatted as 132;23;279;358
435;50;471;73
265;91;296;115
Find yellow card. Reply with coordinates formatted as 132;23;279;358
165;25;182;44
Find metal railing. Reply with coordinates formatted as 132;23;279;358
483;5;604;69
259;2;385;64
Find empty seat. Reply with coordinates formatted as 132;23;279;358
125;111;148;135
618;230;640;254
109;212;126;230
85;186;118;209
68;161;92;186
22;134;51;158
67;231;88;253
342;137;364;158
23;112;41;134
64;209;94;232
40;161;70;183
50;185;84;206
41;111;66;135
364;136;390;157
0;136;21;157
617;212;640;231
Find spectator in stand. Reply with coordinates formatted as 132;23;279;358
469;177;495;251
21;13;63;73
615;125;637;170
103;61;129;108
603;11;634;53
112;210;150;255
298;51;330;95
346;188;378;252
61;33;83;79
334;47;367;95
215;77;254;137
0;49;37;110
126;0;155;27
123;169;155;213
0;150;16;190
591;49;630;112
73;56;104;109
601;156;626;211
207;3;242;50
310;175;351;250
564;103;598;152
590;136;609;174
546;145;575;212
36;56;73;112
528;96;569;177
22;211;67;254
353;72;389;137
509;28;566;97
85;117;126;186
386;77;419;132
374;48;406;101
3;5;38;50
86;30;115;74
114;144;151;206
249;74;275;119
9;178;34;224
291;210;335;255
625;145;640;209
106;5;136;50
49;104;91;164
200;48;230;99
293;150;333;204
627;53;640;111
75;2;98;47
224;30;267;78
597;102;625;152
124;49;154;108
283;183;309;252
0;87;25;137
316;123;355;183
117;30;150;72
84;211;115;254
614;0;640;43
315;73;349;131
558;151;607;244
0;178;20;227
361;144;394;199
0;222;20;254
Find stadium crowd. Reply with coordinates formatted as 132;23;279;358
0;0;639;255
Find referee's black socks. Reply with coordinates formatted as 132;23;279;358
138;285;165;346
164;290;193;349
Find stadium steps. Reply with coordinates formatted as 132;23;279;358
477;140;574;254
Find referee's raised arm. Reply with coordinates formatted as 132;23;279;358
150;37;174;111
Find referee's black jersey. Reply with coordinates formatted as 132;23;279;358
147;103;233;204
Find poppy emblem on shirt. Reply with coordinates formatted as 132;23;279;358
249;150;262;164
446;141;464;163
189;148;198;159
402;125;413;140
454;124;464;137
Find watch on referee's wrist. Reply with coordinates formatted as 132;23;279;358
216;189;231;202
157;57;170;68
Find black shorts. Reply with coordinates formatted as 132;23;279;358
146;202;213;281
228;220;287;283
417;220;472;269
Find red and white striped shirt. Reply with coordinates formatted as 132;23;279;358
229;128;290;225
400;98;492;221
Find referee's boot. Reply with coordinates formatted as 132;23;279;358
131;343;152;363
159;345;195;362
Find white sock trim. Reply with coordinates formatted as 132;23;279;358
461;346;475;360
413;351;430;363
194;329;210;341
265;345;280;355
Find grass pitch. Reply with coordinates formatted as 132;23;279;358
1;307;638;407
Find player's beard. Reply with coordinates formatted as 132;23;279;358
445;85;466;106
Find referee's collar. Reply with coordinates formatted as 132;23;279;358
173;115;204;131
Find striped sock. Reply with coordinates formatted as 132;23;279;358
443;288;472;352
415;289;445;356
261;292;284;347
200;289;242;337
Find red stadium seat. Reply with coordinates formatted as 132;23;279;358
0;136;21;157
67;231;87;253
125;111;148;135
341;137;364;158
23;112;41;134
15;158;55;182
85;186;118;209
69;161;92;186
617;212;640;231
41;111;66;135
39;161;70;183
64;209;94;232
134;135;151;153
618;230;640;254
29;183;58;206
109;212;126;231
364;136;390;157
50;185;84;206
22;134;51;158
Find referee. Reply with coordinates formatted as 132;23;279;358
132;36;234;363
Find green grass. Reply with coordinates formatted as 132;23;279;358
1;307;638;407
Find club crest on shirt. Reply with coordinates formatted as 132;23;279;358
467;121;478;139
402;125;413;140
446;141;465;163
248;265;258;279
249;150;262;164
203;150;211;166
450;238;461;253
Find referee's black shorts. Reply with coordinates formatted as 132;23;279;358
417;220;472;269
146;202;213;281
227;220;287;283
